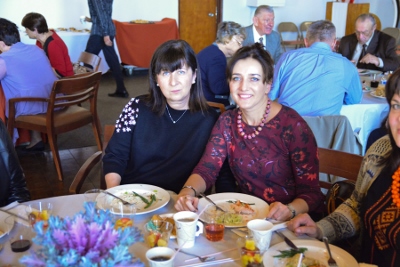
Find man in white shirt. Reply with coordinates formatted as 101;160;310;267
338;13;399;72
242;5;282;63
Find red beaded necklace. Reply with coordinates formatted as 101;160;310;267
237;100;271;140
392;166;400;208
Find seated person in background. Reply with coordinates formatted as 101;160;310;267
102;40;220;193
270;20;362;116
197;21;245;106
338;13;400;72
0;18;57;149
174;43;325;222
242;5;282;63
0;120;30;207
287;68;400;267
22;12;74;78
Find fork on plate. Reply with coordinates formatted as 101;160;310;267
175;248;215;262
103;191;132;205
323;237;338;267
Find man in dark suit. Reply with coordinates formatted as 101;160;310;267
242;5;282;63
338;13;399;72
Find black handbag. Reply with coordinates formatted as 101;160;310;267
326;180;356;214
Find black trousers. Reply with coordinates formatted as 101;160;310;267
85;34;126;92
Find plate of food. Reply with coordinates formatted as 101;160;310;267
0;210;14;238
358;69;382;76
197;193;269;228
263;239;358;267
370;91;386;99
96;184;170;215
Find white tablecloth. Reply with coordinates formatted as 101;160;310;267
19;31;122;74
340;82;389;155
0;193;314;267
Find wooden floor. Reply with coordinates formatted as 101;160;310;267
17;145;101;200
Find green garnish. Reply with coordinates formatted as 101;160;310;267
144;194;157;209
273;248;308;258
227;200;255;205
132;191;150;204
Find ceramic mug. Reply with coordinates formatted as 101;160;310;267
173;211;203;248
247;219;274;252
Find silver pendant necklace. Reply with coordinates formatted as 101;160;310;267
165;105;188;124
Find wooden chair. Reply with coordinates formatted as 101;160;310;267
299;21;313;43
383;27;400;45
69;124;115;193
7;72;103;181
207;101;226;113
76;51;102;72
277;22;303;51
318;147;362;190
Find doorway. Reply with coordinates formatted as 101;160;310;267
179;0;222;53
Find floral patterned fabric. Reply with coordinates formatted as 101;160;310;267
193;105;324;212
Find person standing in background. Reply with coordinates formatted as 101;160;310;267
21;12;74;78
242;5;282;63
85;0;129;98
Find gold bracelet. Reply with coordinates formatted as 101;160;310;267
182;185;197;196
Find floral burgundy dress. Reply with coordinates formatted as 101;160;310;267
193;105;325;213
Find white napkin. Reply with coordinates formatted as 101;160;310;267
2;201;31;227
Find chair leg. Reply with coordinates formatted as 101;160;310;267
92;119;103;151
47;132;63;181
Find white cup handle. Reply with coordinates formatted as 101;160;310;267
195;221;203;236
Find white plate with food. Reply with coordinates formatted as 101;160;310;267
97;184;170;215
197;193;269;228
0;210;14;238
370;91;386;99
263;239;358;267
358;69;382;76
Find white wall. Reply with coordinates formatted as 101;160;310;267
0;0;395;32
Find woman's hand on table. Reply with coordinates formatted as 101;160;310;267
174;194;199;212
266;201;292;221
286;213;322;239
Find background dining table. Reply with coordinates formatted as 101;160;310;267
340;73;389;154
0;192;315;267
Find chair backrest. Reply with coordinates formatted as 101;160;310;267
278;22;300;34
299;21;313;40
370;13;382;31
69;124;115;193
207;101;226;113
77;51;102;72
49;71;102;113
382;27;400;45
318;147;362;190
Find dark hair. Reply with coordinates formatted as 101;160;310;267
21;12;49;33
0;18;20;46
226;42;274;84
146;39;208;115
384;69;400;172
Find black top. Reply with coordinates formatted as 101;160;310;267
103;96;219;193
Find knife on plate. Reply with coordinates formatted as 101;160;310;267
198;193;226;212
275;231;299;250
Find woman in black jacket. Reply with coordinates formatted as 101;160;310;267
0;120;30;207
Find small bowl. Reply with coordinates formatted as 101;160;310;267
237;236;263;267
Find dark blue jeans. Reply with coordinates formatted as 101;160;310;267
85;35;126;92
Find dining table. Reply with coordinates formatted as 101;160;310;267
113;18;179;68
340;72;389;155
0;192;317;267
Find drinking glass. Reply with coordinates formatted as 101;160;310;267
110;202;136;230
237;235;263;267
144;220;173;248
26;201;53;229
204;207;225;242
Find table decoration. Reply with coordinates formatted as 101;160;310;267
19;202;144;267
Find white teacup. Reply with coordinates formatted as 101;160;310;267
145;247;175;267
247;219;274;252
173;211;203;248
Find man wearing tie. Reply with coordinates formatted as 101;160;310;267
242;5;282;63
338;13;399;72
